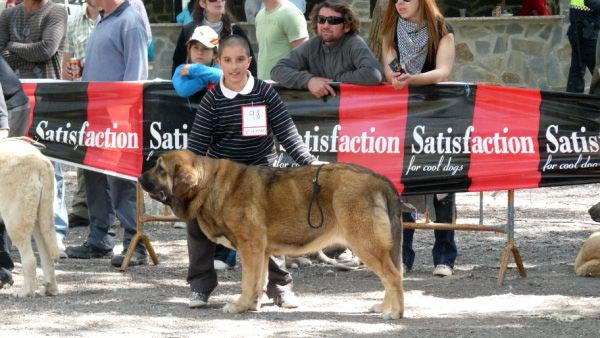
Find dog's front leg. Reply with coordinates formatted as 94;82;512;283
251;255;270;311
222;243;268;314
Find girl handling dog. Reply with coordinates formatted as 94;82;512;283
184;34;320;309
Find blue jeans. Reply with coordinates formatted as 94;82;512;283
53;162;68;237
402;194;457;269
83;171;144;254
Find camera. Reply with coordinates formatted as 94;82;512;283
388;58;406;74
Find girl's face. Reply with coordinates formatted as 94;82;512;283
395;0;421;23
218;44;252;89
200;0;226;19
189;42;215;65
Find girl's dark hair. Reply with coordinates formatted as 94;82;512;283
192;0;236;38
217;35;251;58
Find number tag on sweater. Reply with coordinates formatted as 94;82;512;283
242;105;267;136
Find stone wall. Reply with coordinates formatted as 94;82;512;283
149;15;572;92
449;15;569;90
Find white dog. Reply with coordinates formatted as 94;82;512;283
575;232;600;277
0;139;58;297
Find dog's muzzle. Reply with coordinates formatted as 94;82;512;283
149;190;168;203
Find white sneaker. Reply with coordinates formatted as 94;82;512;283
433;264;453;277
213;260;230;270
273;291;299;308
335;249;360;267
336;248;353;262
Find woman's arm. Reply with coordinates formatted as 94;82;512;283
381;39;399;83
392;33;455;89
409;33;455;85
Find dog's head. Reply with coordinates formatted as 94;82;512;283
138;150;202;206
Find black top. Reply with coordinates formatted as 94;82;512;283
187;78;314;166
421;24;454;73
0;57;28;110
171;22;257;77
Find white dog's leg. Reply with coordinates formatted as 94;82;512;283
13;239;37;298
33;230;58;296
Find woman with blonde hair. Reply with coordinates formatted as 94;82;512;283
380;0;457;277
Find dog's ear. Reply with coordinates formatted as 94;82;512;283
173;163;199;199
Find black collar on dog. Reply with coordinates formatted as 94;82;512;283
308;164;325;229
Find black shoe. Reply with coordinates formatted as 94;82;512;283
110;250;149;267
0;267;14;289
68;214;89;228
189;291;211;308
66;242;113;259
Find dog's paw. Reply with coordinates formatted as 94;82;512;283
369;303;383;313
381;310;403;320
249;299;261;311
222;302;249;314
13;288;36;298
42;283;58;296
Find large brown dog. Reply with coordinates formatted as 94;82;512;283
0;139;58;297
139;150;404;319
574;232;600;277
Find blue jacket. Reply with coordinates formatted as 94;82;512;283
172;63;223;97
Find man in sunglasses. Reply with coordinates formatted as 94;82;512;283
271;0;383;98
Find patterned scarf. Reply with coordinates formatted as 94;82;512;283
202;19;224;35
395;17;429;75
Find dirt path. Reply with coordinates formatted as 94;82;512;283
1;168;600;337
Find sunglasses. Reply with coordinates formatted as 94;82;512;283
393;0;413;3
316;15;345;25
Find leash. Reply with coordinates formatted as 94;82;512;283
308;164;325;229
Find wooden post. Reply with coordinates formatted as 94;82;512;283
118;183;161;271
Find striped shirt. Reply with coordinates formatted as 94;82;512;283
65;4;96;61
0;2;67;79
188;78;314;166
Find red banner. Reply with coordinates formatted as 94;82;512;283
23;81;600;194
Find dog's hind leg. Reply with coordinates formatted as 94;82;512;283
12;238;37;298
223;241;268;314
3;209;38;298
35;169;59;296
575;259;600;277
353;246;404;319
33;229;58;296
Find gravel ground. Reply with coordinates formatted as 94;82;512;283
1;166;600;337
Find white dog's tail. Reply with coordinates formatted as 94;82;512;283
38;160;59;262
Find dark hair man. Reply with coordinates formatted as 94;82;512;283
270;0;383;98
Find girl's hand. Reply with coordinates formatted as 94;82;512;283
392;73;412;89
180;64;191;77
0;129;9;140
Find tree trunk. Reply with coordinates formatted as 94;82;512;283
367;0;387;62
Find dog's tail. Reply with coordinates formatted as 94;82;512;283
38;159;60;262
384;186;403;270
